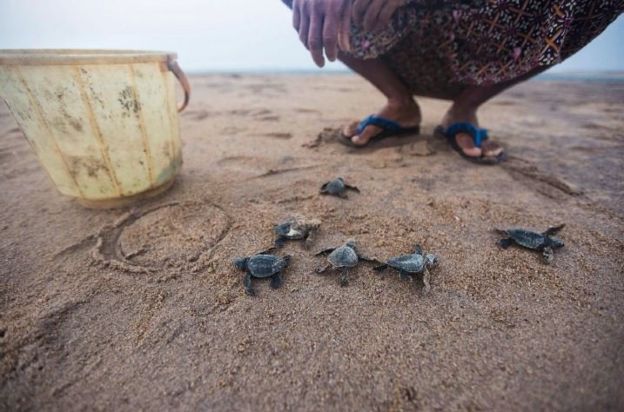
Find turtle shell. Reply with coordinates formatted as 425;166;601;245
247;255;286;278
507;229;547;250
325;178;345;195
328;245;358;268
387;254;426;273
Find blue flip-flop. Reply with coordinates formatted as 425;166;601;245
339;115;420;147
435;122;506;165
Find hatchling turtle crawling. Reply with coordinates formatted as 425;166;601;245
320;177;360;199
273;216;321;249
316;239;376;286
374;245;438;294
495;224;565;264
234;252;291;296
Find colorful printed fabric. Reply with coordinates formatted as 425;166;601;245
281;0;623;92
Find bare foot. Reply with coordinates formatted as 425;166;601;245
441;109;504;158
342;98;422;146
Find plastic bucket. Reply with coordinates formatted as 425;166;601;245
0;49;191;208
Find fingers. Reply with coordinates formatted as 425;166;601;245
308;12;325;67
297;0;311;50
352;0;371;27
293;0;345;67
353;0;401;32
293;0;301;31
299;14;311;50
375;3;396;32
323;12;339;62
363;0;384;32
338;0;352;52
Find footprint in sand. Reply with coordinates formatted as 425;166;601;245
261;132;292;139
182;109;213;121
217;156;269;175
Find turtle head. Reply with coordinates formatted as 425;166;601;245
345;239;357;250
281;255;292;266
425;254;439;268
274;222;291;236
233;257;249;271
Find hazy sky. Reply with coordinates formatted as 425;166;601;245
1;0;622;73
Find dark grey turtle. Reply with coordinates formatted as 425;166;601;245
495;224;565;264
316;239;376;286
374;245;438;294
273;216;321;249
320;177;359;199
234;253;291;296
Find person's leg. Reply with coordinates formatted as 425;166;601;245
338;52;421;145
441;66;549;158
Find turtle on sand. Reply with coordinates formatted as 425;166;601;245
320;177;360;199
234;252;291;296
495;224;565;264
374;245;438;294
273;216;321;249
316;239;377;286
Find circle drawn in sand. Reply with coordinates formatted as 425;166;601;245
93;202;230;275
119;203;229;269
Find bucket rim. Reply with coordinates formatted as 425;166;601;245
0;49;178;66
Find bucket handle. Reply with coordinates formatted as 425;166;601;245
167;58;191;113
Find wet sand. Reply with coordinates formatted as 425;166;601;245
1;74;623;411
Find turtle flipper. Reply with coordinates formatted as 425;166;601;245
374;264;389;272
339;268;349;287
357;252;380;264
304;232;316;249
316;264;331;274
270;273;283;289
543;224;565;237
399;271;411;282
542;247;554;264
345;184;360;193
414;245;423;255
274;237;286;248
315;247;336;256
498;238;513;249
243;272;255;296
422;267;432;295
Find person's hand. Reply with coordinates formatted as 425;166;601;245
292;0;352;67
352;0;408;33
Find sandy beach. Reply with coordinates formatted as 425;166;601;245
1;73;623;411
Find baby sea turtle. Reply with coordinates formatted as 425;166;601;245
495;224;565;264
316;239;376;286
374;245;438;294
273;216;321;249
320;177;360;199
234;252;291;296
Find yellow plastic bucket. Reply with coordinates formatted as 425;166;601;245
0;49;191;208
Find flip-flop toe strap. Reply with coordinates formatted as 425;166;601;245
445;122;489;148
356;115;403;135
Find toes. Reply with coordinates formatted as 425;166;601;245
481;140;504;157
352;125;382;146
455;132;482;157
342;121;359;138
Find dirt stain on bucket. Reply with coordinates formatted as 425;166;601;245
118;86;141;117
67;155;110;179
